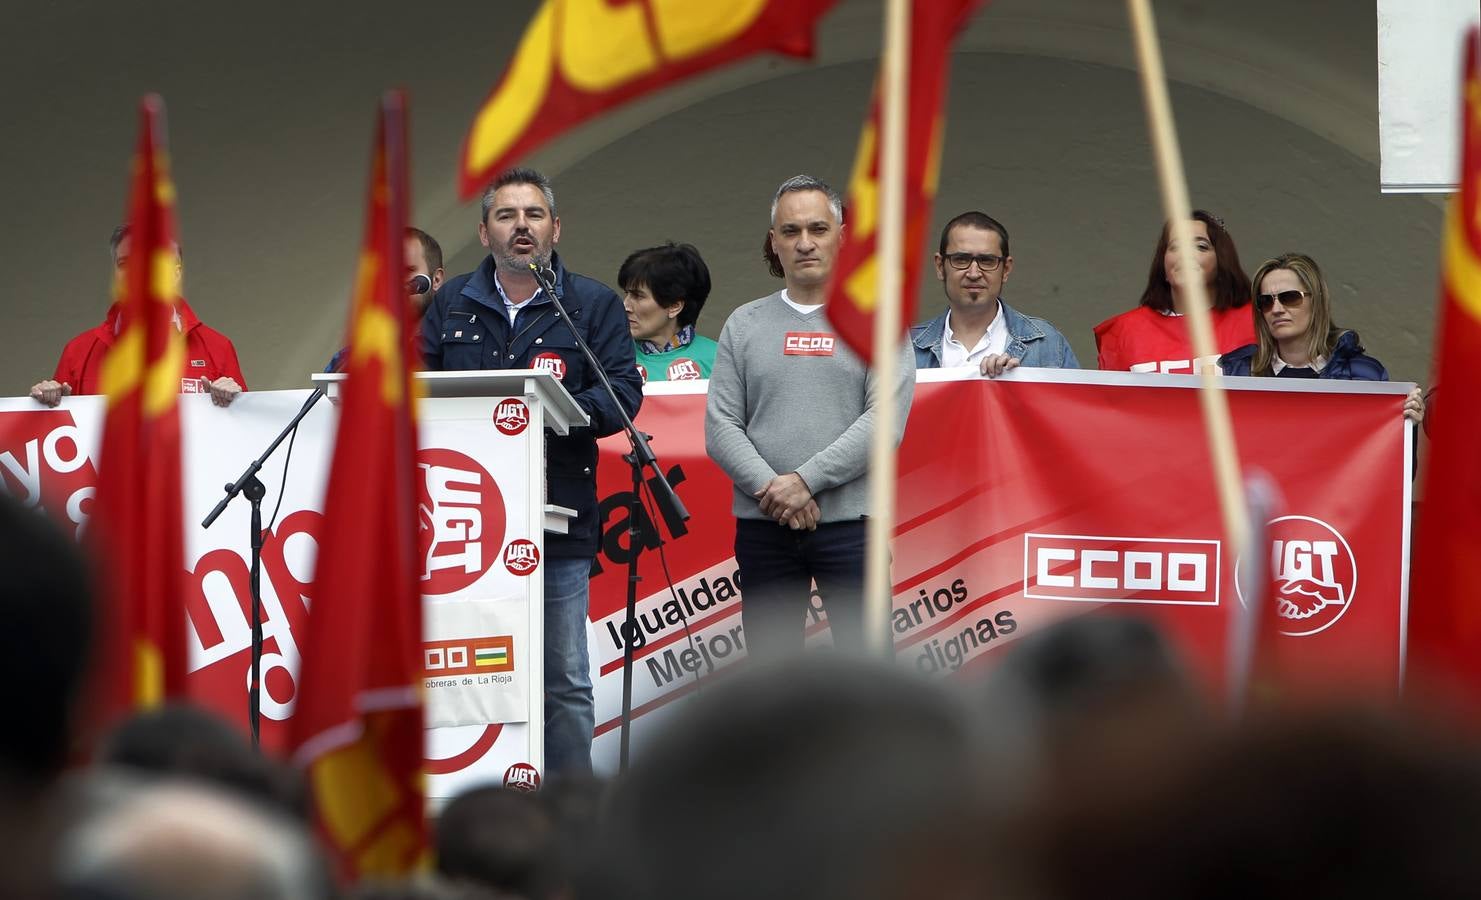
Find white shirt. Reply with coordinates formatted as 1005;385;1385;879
492;270;543;324
941;302;1008;368
780;289;823;316
1273;353;1327;374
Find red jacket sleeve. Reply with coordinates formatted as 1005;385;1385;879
50;331;97;392
216;338;247;390
195;326;247;390
51;352;75;389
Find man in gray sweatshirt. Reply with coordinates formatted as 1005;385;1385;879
704;174;915;658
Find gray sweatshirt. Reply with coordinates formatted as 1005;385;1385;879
704;291;915;523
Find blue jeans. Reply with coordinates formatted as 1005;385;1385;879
733;518;867;660
543;555;594;776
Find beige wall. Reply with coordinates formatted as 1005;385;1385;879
0;0;1443;391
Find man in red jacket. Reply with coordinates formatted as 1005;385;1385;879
30;226;246;407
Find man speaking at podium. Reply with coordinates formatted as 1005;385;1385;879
420;168;642;776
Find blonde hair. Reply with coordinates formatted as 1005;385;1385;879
1250;253;1342;377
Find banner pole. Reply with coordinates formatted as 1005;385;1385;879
863;0;910;656
1125;0;1250;556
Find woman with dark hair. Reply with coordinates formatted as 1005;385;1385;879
1220;253;1424;421
618;242;717;382
1095;210;1256;374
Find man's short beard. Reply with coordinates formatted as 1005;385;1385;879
494;247;552;274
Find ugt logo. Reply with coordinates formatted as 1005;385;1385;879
532;352;567;381
666;358;702;381
417;449;507;595
494;398;529;436
1235;516;1358;637
504;538;540;576
504;762;540;793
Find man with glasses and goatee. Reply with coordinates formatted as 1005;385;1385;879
911;211;1079;376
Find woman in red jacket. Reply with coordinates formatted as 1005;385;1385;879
1095;210;1255;374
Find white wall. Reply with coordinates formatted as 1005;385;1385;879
1378;0;1479;192
0;0;1444;391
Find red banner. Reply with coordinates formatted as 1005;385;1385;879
0;370;1412;774
586;371;1412;745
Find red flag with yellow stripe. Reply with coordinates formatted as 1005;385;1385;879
290;92;426;879
89;95;189;721
825;0;984;363
458;0;837;199
1409;30;1481;710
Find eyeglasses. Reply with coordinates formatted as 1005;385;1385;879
944;252;1005;272
1255;289;1309;312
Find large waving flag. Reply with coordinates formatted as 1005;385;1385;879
90;95;189;721
1409;30;1481;710
826;0;984;363
290;93;427;880
459;0;837;198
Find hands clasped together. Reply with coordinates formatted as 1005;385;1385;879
755;472;819;531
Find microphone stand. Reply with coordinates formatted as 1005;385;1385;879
527;263;689;772
200;386;329;748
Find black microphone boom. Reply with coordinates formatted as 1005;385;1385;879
201;380;331;748
524;262;687;528
525;262;690;773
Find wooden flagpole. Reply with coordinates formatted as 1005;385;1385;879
1126;0;1251;560
863;0;910;655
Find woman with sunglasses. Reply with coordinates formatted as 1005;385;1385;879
1095;210;1256;374
1220;253;1424;421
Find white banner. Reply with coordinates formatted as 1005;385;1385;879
1378;0;1479;192
0;390;544;797
423;597;529;728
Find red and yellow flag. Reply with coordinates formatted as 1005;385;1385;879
1409;30;1481;711
825;0;984;363
458;0;837;199
89;95;189;722
290;92;426;880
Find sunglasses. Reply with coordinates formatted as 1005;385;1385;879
1255;289;1309;312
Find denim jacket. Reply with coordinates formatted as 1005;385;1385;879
911;300;1080;370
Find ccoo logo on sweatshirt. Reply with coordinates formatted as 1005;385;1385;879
783;332;836;356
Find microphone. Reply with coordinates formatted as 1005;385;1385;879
406;274;431;295
528;263;558;289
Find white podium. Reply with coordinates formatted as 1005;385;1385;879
313;369;588;796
